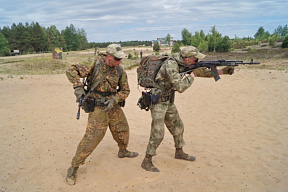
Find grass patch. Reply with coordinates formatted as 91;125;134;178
0;53;96;75
122;58;141;70
0;52;140;76
0;56;68;75
0;48;287;75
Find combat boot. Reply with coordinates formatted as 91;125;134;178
118;149;139;158
175;148;196;161
141;154;159;172
66;166;79;185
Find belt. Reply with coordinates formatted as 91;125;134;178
159;90;175;103
91;91;125;107
93;91;117;97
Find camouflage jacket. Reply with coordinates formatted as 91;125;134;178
153;53;215;95
66;55;130;103
154;58;193;94
173;53;215;78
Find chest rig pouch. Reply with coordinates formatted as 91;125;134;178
83;60;125;112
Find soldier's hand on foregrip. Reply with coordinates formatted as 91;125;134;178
222;66;234;75
103;99;116;112
74;86;86;102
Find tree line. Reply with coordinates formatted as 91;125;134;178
0;21;156;56
1;22;288;57
0;22;88;56
171;25;288;54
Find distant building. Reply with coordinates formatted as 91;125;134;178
151;37;174;46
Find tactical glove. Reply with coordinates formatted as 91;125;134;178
222;66;234;75
103;98;116;112
74;86;85;102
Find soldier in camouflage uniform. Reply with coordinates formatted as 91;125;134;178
66;44;138;185
141;46;234;172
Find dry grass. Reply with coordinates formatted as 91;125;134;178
0;48;287;78
0;56;67;75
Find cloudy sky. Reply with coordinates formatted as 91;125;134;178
0;0;287;43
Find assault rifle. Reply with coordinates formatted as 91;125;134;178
76;76;99;120
76;78;88;120
75;67;123;119
180;59;260;81
77;95;85;120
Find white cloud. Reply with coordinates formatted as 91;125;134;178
0;0;287;42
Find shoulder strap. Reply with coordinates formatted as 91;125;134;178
85;61;123;100
117;65;123;82
90;60;122;83
83;60;109;101
89;59;101;85
83;71;108;101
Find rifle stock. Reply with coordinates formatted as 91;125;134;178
180;59;260;81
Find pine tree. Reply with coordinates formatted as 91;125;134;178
0;32;10;56
281;36;288;48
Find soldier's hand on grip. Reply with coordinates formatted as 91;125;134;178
222;66;234;75
74;86;85;102
103;98;116;112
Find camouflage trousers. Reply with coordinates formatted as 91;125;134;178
145;101;186;156
71;105;129;167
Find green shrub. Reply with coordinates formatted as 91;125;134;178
281;36;288;48
171;43;181;54
153;42;160;52
128;52;133;59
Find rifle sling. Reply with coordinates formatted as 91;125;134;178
83;70;109;101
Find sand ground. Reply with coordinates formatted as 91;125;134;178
0;67;288;192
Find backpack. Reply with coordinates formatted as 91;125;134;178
137;55;171;88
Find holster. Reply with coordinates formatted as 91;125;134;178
82;97;95;113
137;91;151;111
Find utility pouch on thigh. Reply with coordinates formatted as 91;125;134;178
151;93;160;104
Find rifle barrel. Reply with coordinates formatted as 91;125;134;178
180;59;260;76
